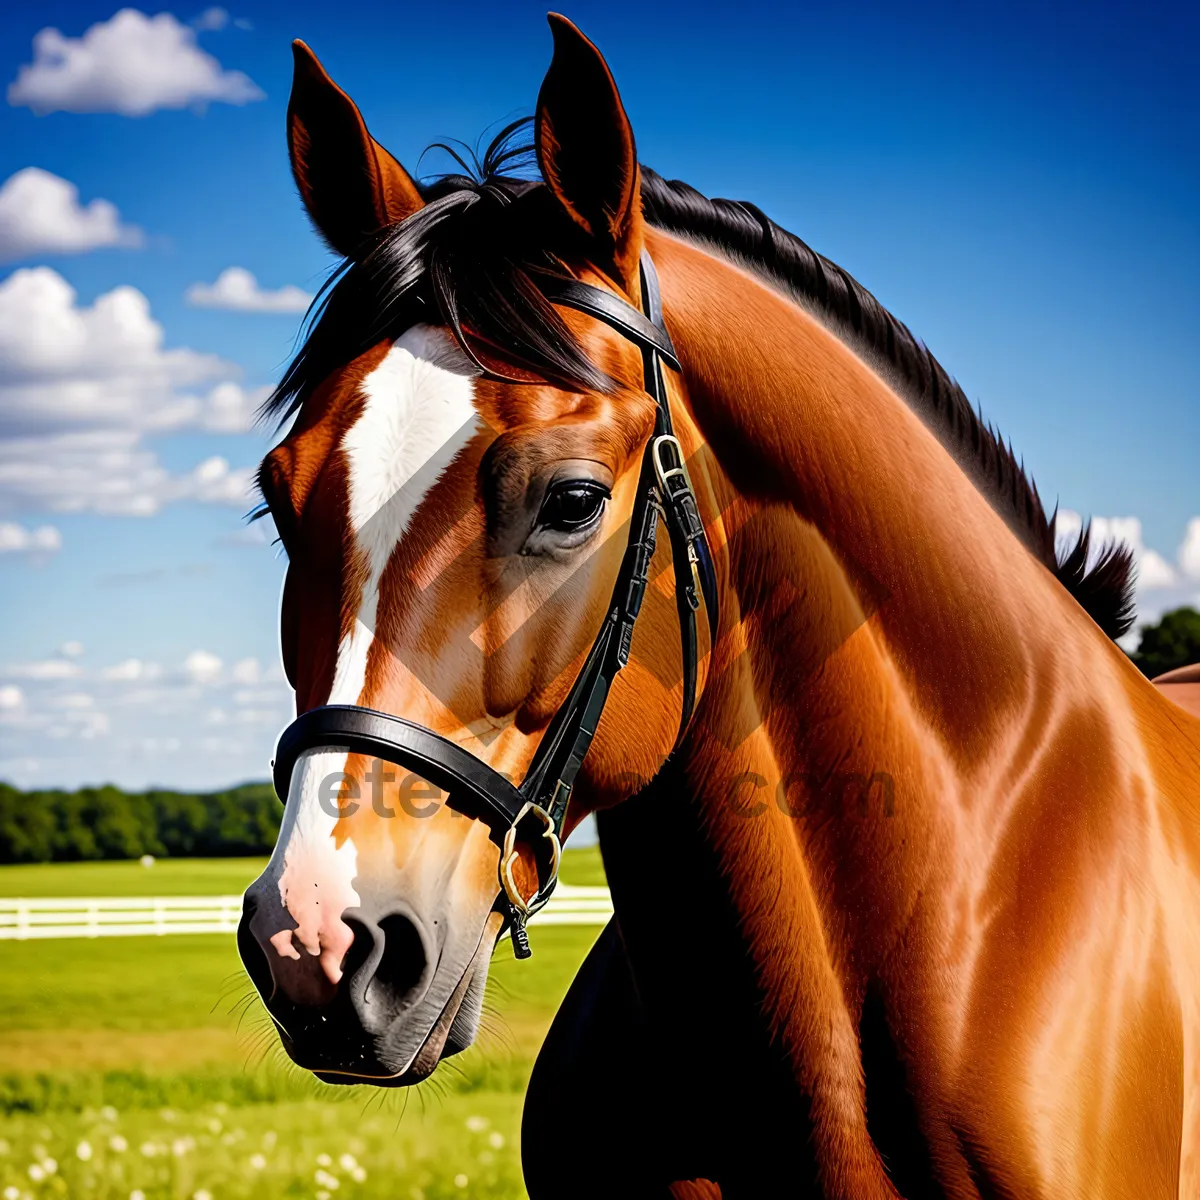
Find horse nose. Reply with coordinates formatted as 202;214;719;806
239;878;435;1031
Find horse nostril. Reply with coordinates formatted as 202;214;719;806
340;916;376;984
372;913;428;1004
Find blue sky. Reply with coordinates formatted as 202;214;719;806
0;0;1196;790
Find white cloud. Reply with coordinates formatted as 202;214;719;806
193;8;229;32
0;642;293;788
0;429;254;516
101;658;161;682
0;168;141;265
0;268;261;515
1179;518;1200;582
7;9;264;117
1057;510;1180;592
0;521;61;555
60;641;84;658
193;381;269;433
4;658;82;680
231;656;259;684
235;707;280;726
0;268;226;429
184;649;222;684
186;267;313;314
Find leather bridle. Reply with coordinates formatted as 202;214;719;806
271;251;718;957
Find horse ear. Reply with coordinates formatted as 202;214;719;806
536;15;643;287
288;41;424;259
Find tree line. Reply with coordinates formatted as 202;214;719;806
0;782;280;863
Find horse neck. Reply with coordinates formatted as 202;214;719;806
610;230;1128;1174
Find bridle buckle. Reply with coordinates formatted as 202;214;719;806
500;800;561;917
651;433;690;492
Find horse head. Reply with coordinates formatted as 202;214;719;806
238;16;714;1085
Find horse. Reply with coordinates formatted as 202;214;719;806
238;15;1200;1198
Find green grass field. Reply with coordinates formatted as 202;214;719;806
0;850;606;1199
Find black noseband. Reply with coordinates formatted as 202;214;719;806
271;250;718;957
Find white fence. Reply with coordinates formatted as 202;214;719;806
0;884;613;940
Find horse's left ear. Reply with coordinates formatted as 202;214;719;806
288;40;424;260
536;14;643;289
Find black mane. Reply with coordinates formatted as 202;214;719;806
266;131;1135;641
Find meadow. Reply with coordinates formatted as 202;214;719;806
0;851;605;1200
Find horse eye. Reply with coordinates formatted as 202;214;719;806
536;481;609;533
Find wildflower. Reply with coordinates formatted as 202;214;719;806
338;1154;357;1172
27;1167;44;1184
75;1142;93;1162
316;1154;332;1167
130;1192;145;1200
317;1193;330;1200
487;1132;504;1150
261;1132;277;1150
4;1187;18;1200
109;1136;128;1153
206;1119;222;1135
0;1141;9;1156
249;1153;266;1170
314;1168;339;1189
350;1168;366;1183
160;1110;176;1122
465;1116;488;1133
193;1190;213;1200
100;1107;118;1123
454;1175;468;1189
139;1143;156;1157
40;1159;56;1176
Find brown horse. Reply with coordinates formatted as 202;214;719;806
238;15;1200;1198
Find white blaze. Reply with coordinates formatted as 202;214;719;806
264;325;480;963
332;324;481;705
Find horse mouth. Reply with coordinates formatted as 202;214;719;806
306;955;479;1087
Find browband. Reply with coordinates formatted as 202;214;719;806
536;274;682;371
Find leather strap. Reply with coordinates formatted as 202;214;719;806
274;705;526;830
518;253;718;823
536;273;681;372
